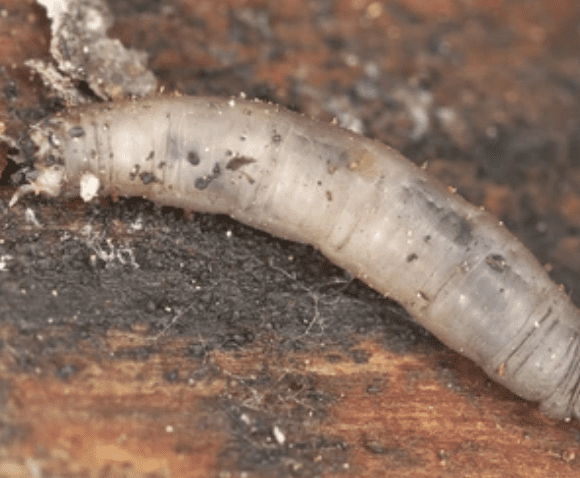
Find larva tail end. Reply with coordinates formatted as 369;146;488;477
539;396;573;422
538;375;580;422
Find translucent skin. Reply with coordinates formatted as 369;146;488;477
27;95;580;419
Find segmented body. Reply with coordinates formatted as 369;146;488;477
26;95;580;419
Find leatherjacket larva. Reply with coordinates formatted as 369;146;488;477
14;95;580;420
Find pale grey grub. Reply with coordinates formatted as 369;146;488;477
18;95;580;420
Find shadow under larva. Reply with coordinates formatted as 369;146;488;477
13;94;580;421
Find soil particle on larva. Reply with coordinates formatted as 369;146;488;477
187;150;200;166
225;155;256;171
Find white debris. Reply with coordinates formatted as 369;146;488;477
34;0;157;101
129;215;144;232
24;208;41;226
393;87;434;141
89;238;139;269
0;255;13;271
273;425;286;445
79;172;100;202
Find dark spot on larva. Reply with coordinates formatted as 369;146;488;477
240;135;247;141
418;291;429;301
486;254;509;272
146;151;154;161
408;185;473;247
193;176;213;191
194;163;221;190
326;190;332;201
194;177;211;190
187;150;200;166
45;154;62;166
167;136;179;160
439;211;473;246
226;149;233;156
406;253;418;262
158;161;166;169
48;132;60;147
68;126;85;138
129;164;140;180
139;172;159;185
226;155;255;171
424;235;431;242
272;131;282;143
327;161;338;175
326;150;350;174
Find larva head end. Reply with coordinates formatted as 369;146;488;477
7;117;71;207
9;165;65;207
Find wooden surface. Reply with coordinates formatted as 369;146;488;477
2;0;580;476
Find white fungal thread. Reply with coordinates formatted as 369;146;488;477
13;95;580;420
